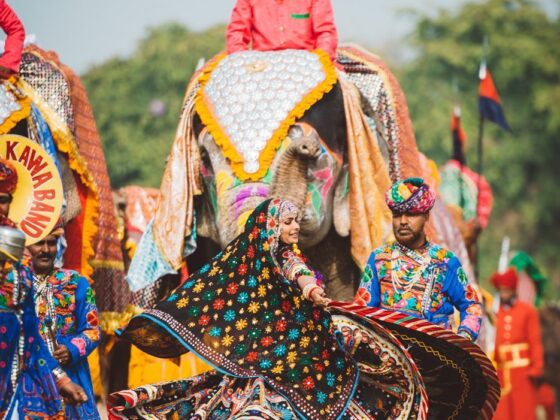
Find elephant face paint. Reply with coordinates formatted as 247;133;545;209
198;131;274;247
298;137;343;247
197;112;345;249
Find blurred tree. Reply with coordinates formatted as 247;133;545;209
83;23;225;187
399;0;560;296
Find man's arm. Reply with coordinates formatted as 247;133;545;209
311;0;338;62
526;305;544;379
443;258;482;340
20;272;88;404
355;253;380;307
59;275;100;365
226;0;252;54
0;0;25;75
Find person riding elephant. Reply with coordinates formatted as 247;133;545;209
0;0;25;79
226;0;339;63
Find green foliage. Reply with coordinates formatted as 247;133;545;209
399;0;560;297
82;23;225;187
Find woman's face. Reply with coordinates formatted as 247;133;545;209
279;215;300;244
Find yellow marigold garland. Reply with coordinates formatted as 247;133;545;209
195;49;338;181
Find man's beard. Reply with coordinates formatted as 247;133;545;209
395;229;422;247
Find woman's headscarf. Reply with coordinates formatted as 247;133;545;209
120;198;357;420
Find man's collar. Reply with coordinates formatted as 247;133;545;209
394;240;431;253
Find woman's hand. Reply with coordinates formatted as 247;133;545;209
310;287;331;306
298;275;330;306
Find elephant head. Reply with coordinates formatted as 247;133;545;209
197;123;345;249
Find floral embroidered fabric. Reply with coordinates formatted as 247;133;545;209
277;244;317;284
109;371;301;419
120;199;358;419
356;241;482;339
110;306;430;419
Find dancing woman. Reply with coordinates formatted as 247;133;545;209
115;198;358;419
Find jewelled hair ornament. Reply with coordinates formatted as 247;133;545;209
266;198;299;259
278;200;299;223
385;177;436;214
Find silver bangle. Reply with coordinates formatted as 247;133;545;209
52;367;66;381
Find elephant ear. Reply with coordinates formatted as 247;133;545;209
333;164;350;237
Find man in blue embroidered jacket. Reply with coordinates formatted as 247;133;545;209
354;178;482;340
28;223;101;420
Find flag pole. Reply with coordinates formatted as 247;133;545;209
475;35;488;280
454;105;466;209
475;109;484;280
452;79;466;210
476;111;485;209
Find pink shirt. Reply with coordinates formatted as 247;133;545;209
226;0;338;62
0;0;25;73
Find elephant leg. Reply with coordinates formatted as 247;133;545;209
306;228;359;302
104;336;132;393
186;236;221;273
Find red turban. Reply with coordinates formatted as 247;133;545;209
0;159;18;194
490;267;518;290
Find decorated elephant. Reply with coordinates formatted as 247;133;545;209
1;45;126;312
128;45;477;303
0;44;127;397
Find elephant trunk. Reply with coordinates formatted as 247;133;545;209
269;136;320;210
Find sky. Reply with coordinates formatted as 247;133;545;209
9;0;559;74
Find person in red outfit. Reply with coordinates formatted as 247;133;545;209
492;267;544;420
226;0;338;62
0;0;25;79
